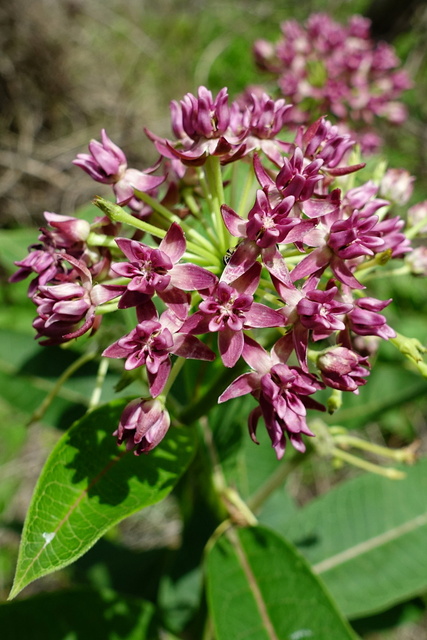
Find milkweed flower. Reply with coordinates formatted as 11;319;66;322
219;335;325;458
115;398;171;454
73;129;164;211
11;76;423;463
317;346;370;393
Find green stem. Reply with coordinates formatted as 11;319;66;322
88;357;109;410
331;447;405;479
236;163;255;218
197;168;222;251
93;196;218;264
135;189;217;254
94;197;167;239
26;350;97;426
161;356;186;399
332;434;417;463
406;215;427;239
87;232;118;249
204;156;228;255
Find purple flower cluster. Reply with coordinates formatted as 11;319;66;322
253;13;411;151
11;77;419;460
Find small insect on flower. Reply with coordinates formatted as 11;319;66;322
222;242;242;265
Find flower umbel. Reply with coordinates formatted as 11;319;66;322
11;66;423;468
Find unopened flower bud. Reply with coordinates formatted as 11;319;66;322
318;346;370;393
114;398;170;454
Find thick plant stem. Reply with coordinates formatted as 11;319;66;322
204;156;229;255
134;188;218;255
93;196;218;263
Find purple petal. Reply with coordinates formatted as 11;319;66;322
136;299;159;323
221;205;247;237
91;284;125;305
248;406;263;444
157;287;190;320
271;333;294;364
330;256;365;289
159;222;186;263
262;246;293;286
170;264;217;290
172;334;216;360
180;310;212;335
229;261;261;295
218;372;261;402
221;240;260;284
244;303;285;328
290;248;330;282
219;326;244;368
148;359;171;397
242;335;272;373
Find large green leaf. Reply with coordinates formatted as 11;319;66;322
0;587;157;640
10;399;196;599
282;458;427;618
206;525;358;640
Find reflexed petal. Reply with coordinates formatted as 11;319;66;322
219;326;244;368
172;334;216;360
171;264;218;290
229;261;262;295
242;335;272;373
221;205;247;237
244;302;285;328
218;372;261;402
158;286;191;320
159;222;186;263
148;360;172;397
221;240;260;284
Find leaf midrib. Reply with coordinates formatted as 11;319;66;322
10;449;126;598
313;511;427;574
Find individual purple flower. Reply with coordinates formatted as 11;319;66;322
10;244;63;297
254;147;324;203
379;169;414;205
406;247;427;276
181;264;285;367
291;208;386;288
9;212;91;296
375;216;412;257
111;222;217;317
42;212;91;247
295;118;361;175
114;398;170;454
103;303;215;397
219;335;324;458
31;254;123;345
347;297;396;340
220;190;315;283
272;279;353;370
230;91;293;164
73;129;164;207
407;201;427;235
146;87;245;166
317;346;370;393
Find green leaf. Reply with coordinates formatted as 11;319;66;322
0;587;157;640
10;399;196;599
282;458;427;618
206;525;358;640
